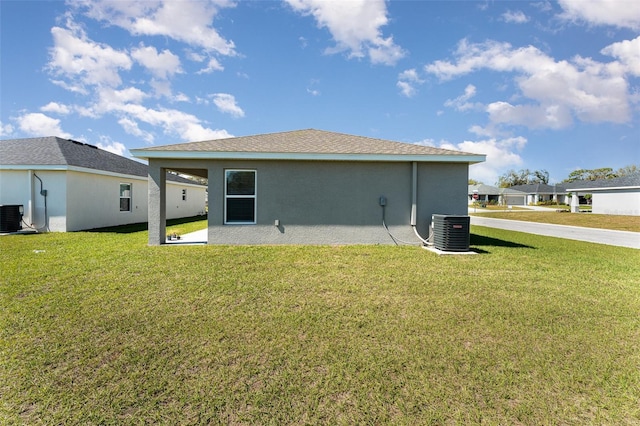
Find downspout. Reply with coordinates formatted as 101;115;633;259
28;169;35;226
411;161;430;245
411;162;417;226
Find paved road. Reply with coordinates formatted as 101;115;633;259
470;216;640;249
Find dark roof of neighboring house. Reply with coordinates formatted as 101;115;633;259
468;184;525;196
565;173;640;190
132;129;485;163
0;136;199;185
509;183;567;194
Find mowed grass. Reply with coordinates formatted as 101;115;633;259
472;211;640;232
1;225;640;424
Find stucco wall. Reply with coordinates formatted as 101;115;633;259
190;159;466;245
66;171;149;231
1;168;206;232
0;169;67;231
66;170;206;231
592;189;640;216
165;180;207;220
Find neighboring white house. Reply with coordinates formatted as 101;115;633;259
131;129;486;245
566;173;640;216
0;136;206;232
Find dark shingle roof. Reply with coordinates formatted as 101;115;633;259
509;183;567;194
565;173;640;190
0;136;199;185
133;129;484;161
469;184;526;195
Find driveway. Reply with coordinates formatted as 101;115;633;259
470;216;640;249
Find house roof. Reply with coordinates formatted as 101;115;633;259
509;183;567;194
131;129;486;164
0;136;200;185
565;173;640;191
468;184;526;196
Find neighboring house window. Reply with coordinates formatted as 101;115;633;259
225;170;256;224
182;189;187;201
120;183;132;212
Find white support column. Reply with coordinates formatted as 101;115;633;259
148;162;166;245
570;193;579;213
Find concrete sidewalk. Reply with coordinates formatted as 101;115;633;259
471;216;640;249
165;229;207;245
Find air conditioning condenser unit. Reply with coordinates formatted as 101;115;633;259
432;214;470;252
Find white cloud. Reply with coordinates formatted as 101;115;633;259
107;101;232;142
94;87;147;114
440;137;527;185
601;36;640;76
211;93;245;118
444;84;480;112
48;20;132;89
97;138;127;156
501;10;529;24
486;101;573;129
397;69;424;97
285;0;405;65
16;112;72;138
173;93;190;103
131;44;182;79
118;117;154;144
196;58;224;74
0;120;14;137
425;38;634;129
558;0;640;30
70;0;237;55
41;102;71;115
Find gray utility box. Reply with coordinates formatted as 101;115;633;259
432;214;470;252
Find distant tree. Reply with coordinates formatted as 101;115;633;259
468;179;483;185
616;164;639;177
533;169;549;185
563;167;616;182
497;169;549;187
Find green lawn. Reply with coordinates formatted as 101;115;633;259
471;211;640;232
2;225;640;424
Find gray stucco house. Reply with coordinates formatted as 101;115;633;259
131;129;485;245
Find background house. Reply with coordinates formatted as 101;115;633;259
468;184;501;204
468;184;526;206
131;129;485;245
566;173;640;216
508;183;568;205
0;137;206;232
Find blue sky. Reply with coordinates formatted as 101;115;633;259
1;0;638;184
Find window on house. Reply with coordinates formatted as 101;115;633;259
182;189;187;201
120;183;132;212
225;170;256;224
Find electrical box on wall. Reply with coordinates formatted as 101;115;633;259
379;196;387;206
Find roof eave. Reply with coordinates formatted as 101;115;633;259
566;185;640;191
130;150;486;164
